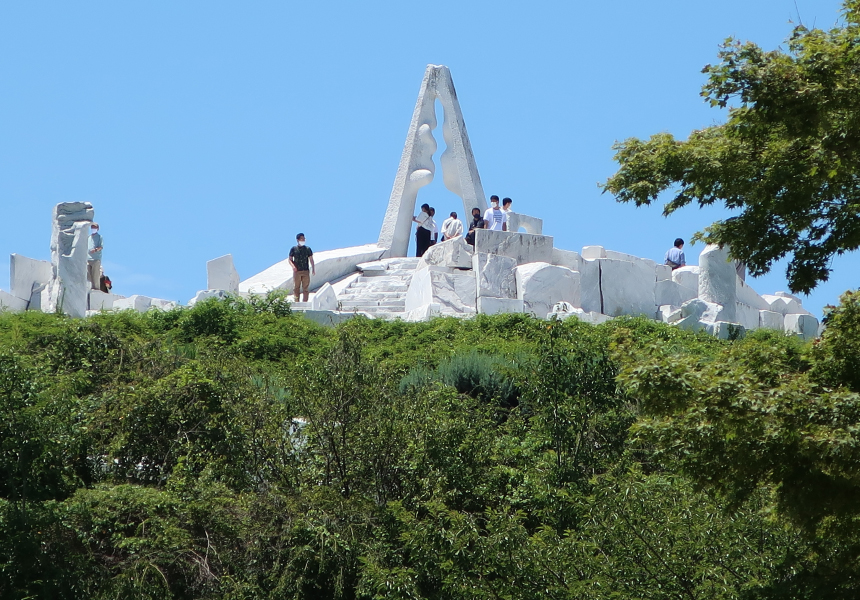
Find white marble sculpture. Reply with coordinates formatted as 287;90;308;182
378;65;488;258
207;254;240;293
43;202;94;318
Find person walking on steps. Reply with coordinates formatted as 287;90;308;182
289;233;315;302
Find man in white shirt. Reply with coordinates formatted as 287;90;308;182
483;195;508;232
502;197;513;213
429;207;438;246
441;211;463;241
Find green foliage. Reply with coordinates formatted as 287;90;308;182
2;293;860;598
603;1;860;293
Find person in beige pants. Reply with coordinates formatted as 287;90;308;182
288;233;315;302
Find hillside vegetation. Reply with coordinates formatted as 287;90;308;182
1;290;859;599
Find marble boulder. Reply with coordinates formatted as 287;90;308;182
473;252;517;299
10;254;52;301
474;229;553;265
515;262;580;319
207;254;240;293
418;237;473;270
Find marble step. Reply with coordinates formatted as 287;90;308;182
338;291;407;300
340;299;406;308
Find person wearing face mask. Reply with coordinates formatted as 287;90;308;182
87;222;103;289
465;207;485;246
483;195;508;232
289;233;315;302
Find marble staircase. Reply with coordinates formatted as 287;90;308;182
335;257;420;319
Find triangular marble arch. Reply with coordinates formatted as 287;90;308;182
378;65;487;258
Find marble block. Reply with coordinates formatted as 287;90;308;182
515;262;581;319
207;254;239;293
239;244;385;295
578;259;601;313
474;229;553;265
403;302;443;322
10;254;52;301
605;250;658;269
311;282;338;311
598;258;656;317
785;313;819;340
45;202;94;318
405;267;476;314
113;295;152;313
506;212;543;235
581;245;607;259
674;314;707;333
759;310;784;331
357;260;387;273
189;290;229;306
775;291;804;304
736;278;770;310
473;252;517;298
657;304;682;324
681;298;730;323
655;264;672;281
418;237;473;270
698;244;737;322
0;290;28;312
672;267;699;300
735;301;761;330
761;294;809;316
149;298;178;311
705;321;746;340
655;279;684;307
477;296;523;315
551;248;583;272
88;289;116;311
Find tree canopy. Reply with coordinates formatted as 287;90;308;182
602;0;860;294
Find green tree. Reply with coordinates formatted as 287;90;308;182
603;0;860;293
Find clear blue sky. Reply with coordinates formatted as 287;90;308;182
1;0;855;318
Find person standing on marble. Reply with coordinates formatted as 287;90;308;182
289;233;315;302
483;195;508;232
465;207;485;246
664;238;686;270
87;222;103;289
413;203;433;256
502;197;513;213
441;211;463;241
429;207;439;246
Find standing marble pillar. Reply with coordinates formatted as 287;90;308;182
698;244;737;322
44;202;94;318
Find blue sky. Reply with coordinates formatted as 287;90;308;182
1;0;854;317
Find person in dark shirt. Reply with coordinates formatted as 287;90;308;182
288;233;315;302
464;207;485;246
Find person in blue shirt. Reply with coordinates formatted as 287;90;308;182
664;238;686;270
87;222;104;289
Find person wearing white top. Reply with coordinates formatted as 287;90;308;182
441;212;463;240
502;197;513;213
483;195;508;232
412;203;433;256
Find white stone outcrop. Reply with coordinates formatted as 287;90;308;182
759;310;784;331
474;229;553;265
207;254;239;293
506;212;543;235
598;258;656;317
44;202;94;319
10;254;52;301
515;262;580;319
239;244;385;295
698;244;737;322
311;282;338;311
405;267;476;315
581;246;607;259
417;237;473;270
473;253;517;299
785;313;818;340
477;296;523;315
0;290;28;312
551;248;584;272
188;290;230;306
